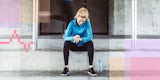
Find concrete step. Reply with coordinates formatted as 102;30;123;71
3;35;160;51
0;50;110;71
0;50;126;71
0;71;109;80
0;38;127;50
37;38;127;50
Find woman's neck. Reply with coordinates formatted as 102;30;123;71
76;20;81;26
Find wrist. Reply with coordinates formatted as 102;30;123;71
79;38;82;41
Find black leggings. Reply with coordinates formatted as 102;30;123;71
63;41;94;65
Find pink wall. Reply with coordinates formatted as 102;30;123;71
125;40;160;80
0;0;20;27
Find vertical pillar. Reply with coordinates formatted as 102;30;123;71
132;0;137;50
32;0;39;50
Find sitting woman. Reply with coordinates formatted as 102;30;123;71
61;7;97;76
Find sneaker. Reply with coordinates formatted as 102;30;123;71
88;67;97;76
61;67;69;76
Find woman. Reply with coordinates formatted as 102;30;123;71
61;7;97;76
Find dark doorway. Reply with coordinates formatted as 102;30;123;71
39;0;109;35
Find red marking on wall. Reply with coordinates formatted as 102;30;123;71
0;30;34;52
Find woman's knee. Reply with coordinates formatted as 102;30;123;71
86;41;94;46
64;41;71;45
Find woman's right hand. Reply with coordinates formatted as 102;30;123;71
74;35;81;43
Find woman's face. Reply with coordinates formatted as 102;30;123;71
77;17;87;26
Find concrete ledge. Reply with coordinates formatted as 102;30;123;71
0;38;129;50
37;39;127;50
0;50;109;71
0;71;109;80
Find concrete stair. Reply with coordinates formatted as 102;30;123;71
37;36;126;51
0;50;109;71
0;71;109;80
0;50;125;80
0;35;126;71
0;35;126;80
0;35;127;50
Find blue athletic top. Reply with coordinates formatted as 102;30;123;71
64;19;93;46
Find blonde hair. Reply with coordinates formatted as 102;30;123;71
74;7;89;20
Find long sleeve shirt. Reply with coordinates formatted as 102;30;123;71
64;19;93;46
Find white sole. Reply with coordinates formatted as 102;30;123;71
61;72;69;76
88;72;97;76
